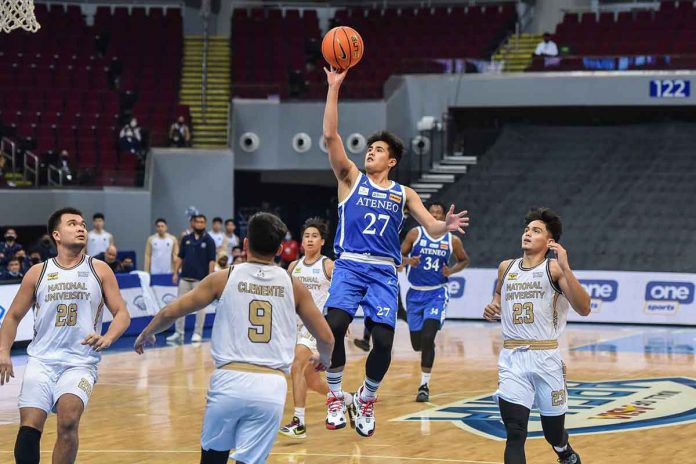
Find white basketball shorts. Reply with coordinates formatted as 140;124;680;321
201;368;287;463
495;347;568;416
18;357;97;413
296;324;317;352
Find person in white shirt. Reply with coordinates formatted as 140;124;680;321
534;32;559;57
224;219;240;259
208;217;227;255
87;213;114;257
144;218;179;274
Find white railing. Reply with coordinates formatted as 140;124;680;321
47;165;64;186
1;137;17;173
24;151;40;187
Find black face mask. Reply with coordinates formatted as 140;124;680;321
42;238;51;246
5;237;15;242
30;257;42;265
122;264;133;272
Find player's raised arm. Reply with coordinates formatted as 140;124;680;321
0;264;42;385
323;67;359;188
293;278;334;370
82;260;131;352
548;242;591;316
484;260;512;321
134;270;227;353
405;188;469;238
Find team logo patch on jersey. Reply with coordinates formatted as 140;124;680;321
533;271;544;278
392;377;696;439
440;243;449;250
78;271;90;278
419;240;427;247
372;192;387;199
358;186;369;196
47;272;59;281
294;267;302;274
508;273;518;281
389;193;402;203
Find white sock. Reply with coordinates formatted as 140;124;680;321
554;444;568;453
360;377;380;401
327;371;343;395
421;372;431;386
294;407;305;424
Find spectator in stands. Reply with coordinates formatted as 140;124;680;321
208;217;227;253
534;32;559;57
168;214;216;343
87;213;114;257
231;246;242;261
144;218;178;274
0;228;23;268
95;245;123;273
279;230;299;269
0;258;23;281
168;116;191;147
32;234;57;261
215;254;229;272
224;219;240;258
121;256;135;273
232;255;245;265
14;249;29;274
52;149;75;185
25;251;42;272
119;117;143;158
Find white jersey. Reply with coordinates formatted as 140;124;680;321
87;230;112;256
210;262;296;373
291;256;331;312
147;233;176;274
28;255;105;366
500;258;569;341
209;231;225;250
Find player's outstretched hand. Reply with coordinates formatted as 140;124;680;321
547;240;570;271
483;302;501;321
445;205;470;234
133;333;156;355
81;334;114;352
309;354;330;372
324;66;348;88
0;352;14;386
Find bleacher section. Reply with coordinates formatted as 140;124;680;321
0;4;184;185
531;1;696;71
436;123;696;272
230;4;516;99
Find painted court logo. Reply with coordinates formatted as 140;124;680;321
580;279;618;313
644;281;694;315
393;377;696;440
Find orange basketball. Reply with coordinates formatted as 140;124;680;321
321;26;364;71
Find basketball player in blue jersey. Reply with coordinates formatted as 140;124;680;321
322;67;469;437
400;202;469;402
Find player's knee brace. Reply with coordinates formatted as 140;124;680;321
419;319;440;368
14;426;41;464
540;415;568;447
365;323;395;382
326;308;352;368
200;448;230;464
409;330;422;351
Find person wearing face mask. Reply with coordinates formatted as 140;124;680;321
0;229;23;269
168;115;191;148
32;234;57;261
120;256;134;273
53;149;74;185
24;251;43;273
118;117;143;157
0;258;24;281
167;214;216;343
279;231;299;269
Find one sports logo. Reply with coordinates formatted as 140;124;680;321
580;279;618;312
447;277;465;298
393;377;696;439
644;281;694;315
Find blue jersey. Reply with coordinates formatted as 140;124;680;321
406;226;453;287
334;172;406;264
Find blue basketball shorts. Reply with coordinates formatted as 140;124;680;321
405;286;449;332
324;258;399;328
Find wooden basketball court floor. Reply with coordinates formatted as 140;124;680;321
2;319;695;463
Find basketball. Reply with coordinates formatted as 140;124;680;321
321;26;364;71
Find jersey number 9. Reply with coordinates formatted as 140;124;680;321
55;303;78;327
248;300;272;343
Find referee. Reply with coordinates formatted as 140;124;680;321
166;214;216;343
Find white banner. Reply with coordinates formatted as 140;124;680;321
0;283;35;342
399;268;696;325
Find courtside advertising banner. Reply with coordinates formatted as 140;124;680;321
399;268;696;325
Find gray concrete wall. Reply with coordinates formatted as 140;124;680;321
0;188;151;254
